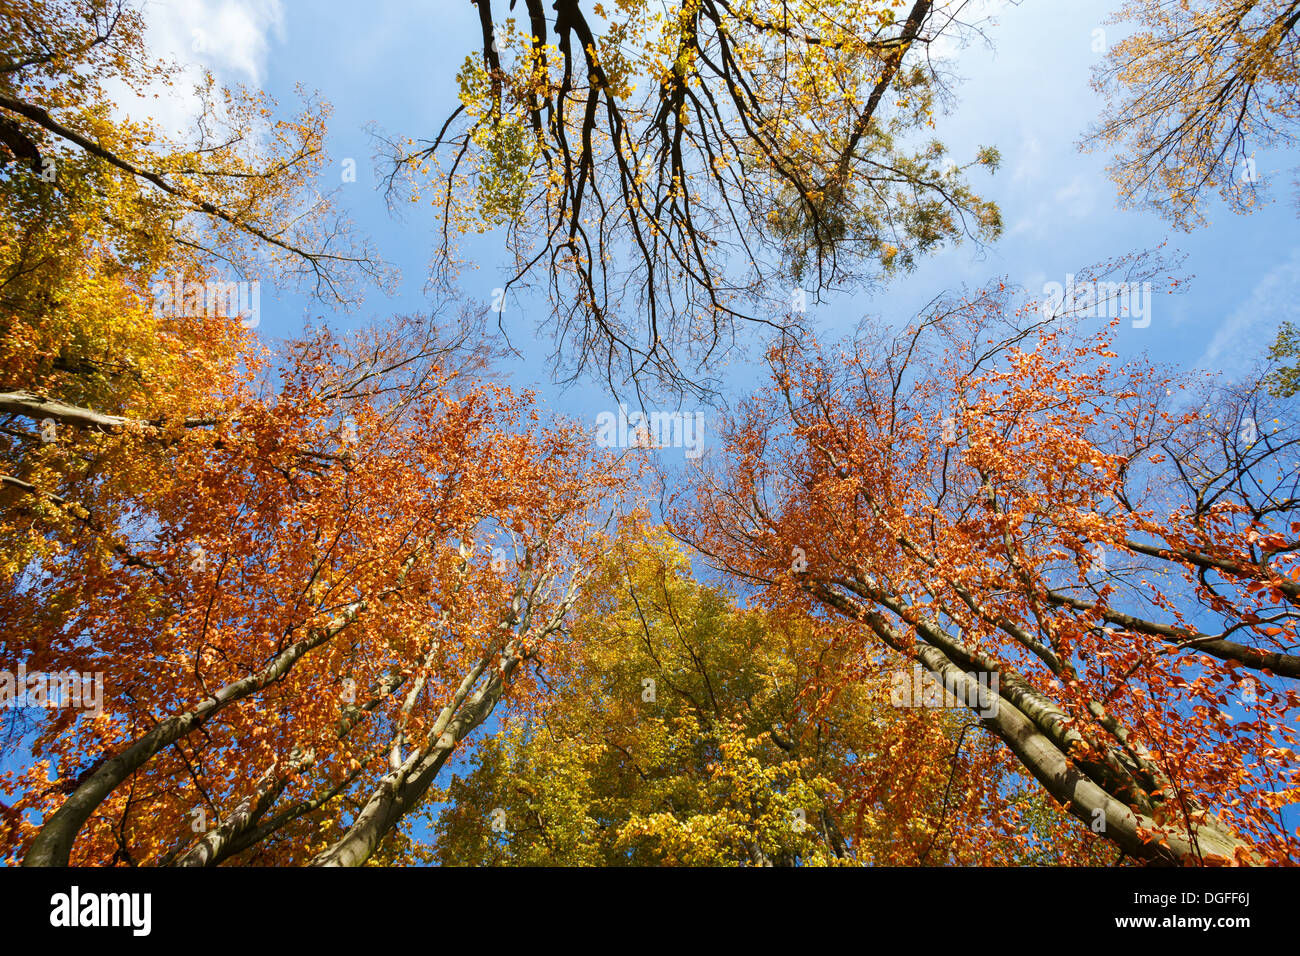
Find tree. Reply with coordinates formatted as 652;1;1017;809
1;0;384;301
1;7;642;866
672;261;1300;865
4;317;628;866
1266;319;1300;398
1084;0;1300;228
384;0;1002;397
0;0;386;578
430;524;1111;866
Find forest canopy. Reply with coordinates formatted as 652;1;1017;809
0;0;1296;870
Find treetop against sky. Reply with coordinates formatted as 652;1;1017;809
0;0;1297;867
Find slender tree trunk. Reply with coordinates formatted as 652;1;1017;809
173;755;308;867
914;645;1254;865
23;599;369;866
308;647;523;866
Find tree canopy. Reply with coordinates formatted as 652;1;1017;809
431;526;1110;866
1;0;1296;871
385;0;1002;397
671;262;1300;864
1086;0;1300;228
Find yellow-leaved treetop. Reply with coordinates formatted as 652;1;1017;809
1085;0;1300;229
0;0;386;577
384;0;1003;396
429;525;1109;866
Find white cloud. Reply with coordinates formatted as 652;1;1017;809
105;0;285;139
1010;132;1042;183
929;0;1015;61
148;0;285;83
1195;245;1300;381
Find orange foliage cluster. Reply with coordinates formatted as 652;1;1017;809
674;273;1300;864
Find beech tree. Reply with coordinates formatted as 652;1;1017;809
6;0;1296;873
1;0;386;579
386;0;1003;396
672;261;1300;865
4;318;627;866
0;1;637;868
1085;0;1300;228
1;0;383;299
430;525;1108;866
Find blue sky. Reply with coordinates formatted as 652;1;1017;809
142;0;1300;421
5;0;1296;859
124;0;1300;440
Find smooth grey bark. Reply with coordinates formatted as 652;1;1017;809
1123;538;1300;604
1;390;145;433
206;766;366;866
913;644;1251;865
1045;590;1300;678
0;390;216;435
307;555;582;867
306;653;519;867
23;599;369;866
813;580;1254;864
173;751;314;867
172;672;406;866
